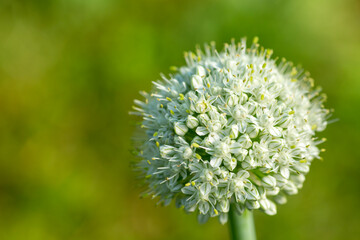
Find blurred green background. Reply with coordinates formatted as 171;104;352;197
0;0;359;239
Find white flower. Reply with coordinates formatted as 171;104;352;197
131;37;329;224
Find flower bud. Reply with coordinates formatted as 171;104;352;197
262;175;277;188
229;124;239;139
226;94;239;107
174;122;188;136
198;113;210;125
191;75;204;89
186;115;199;129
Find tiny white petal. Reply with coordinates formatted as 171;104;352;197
191;75;204;89
196;126;209;136
200;182;212;196
210;157;223;168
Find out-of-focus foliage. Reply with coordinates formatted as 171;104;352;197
0;0;359;239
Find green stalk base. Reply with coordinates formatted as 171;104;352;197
228;206;256;240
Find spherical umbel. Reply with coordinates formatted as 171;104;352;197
131;38;329;224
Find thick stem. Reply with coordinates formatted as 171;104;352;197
228;206;256;240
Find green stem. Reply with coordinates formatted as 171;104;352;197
228;206;256;240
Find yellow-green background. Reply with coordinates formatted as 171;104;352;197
0;0;359;239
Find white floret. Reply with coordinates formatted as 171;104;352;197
131;38;329;224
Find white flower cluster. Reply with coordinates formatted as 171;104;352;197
131;38;329;224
